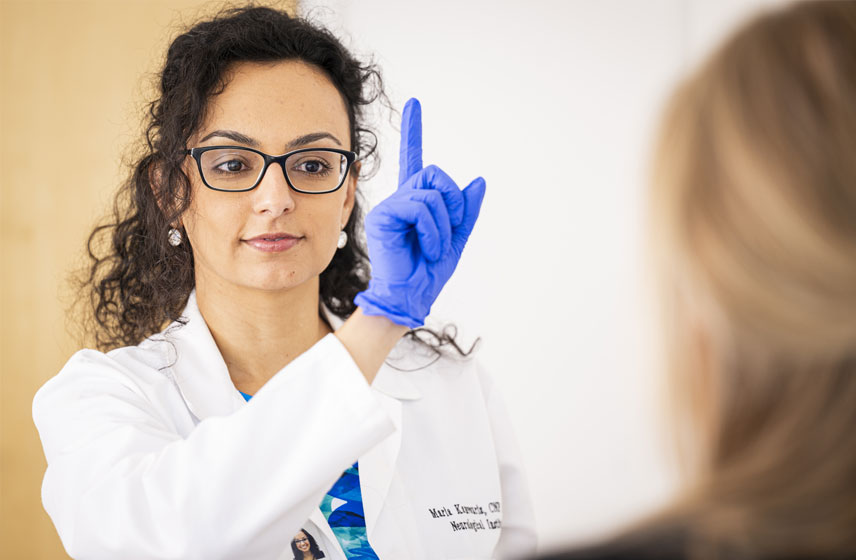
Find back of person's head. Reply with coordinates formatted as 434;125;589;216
648;0;856;557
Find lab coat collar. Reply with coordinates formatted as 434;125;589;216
164;291;246;421
165;291;421;422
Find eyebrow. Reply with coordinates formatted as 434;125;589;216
198;129;343;149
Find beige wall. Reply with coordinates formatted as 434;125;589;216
0;1;296;557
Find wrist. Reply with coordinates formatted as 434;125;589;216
354;278;431;328
353;292;422;328
334;307;409;383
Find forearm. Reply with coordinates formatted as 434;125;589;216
335;307;408;384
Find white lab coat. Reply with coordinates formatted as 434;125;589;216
33;292;537;560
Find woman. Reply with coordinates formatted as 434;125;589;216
292;529;326;560
541;1;856;558
32;6;535;560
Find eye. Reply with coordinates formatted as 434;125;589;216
292;156;334;176
216;159;247;173
294;159;330;175
302;161;322;173
201;149;260;176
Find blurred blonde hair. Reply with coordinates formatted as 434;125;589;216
649;1;856;557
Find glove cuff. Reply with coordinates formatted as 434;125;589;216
354;284;426;329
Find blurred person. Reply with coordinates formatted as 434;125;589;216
541;1;856;559
31;5;535;559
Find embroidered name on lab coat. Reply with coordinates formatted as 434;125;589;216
427;500;502;533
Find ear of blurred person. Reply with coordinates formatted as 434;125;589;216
538;1;856;559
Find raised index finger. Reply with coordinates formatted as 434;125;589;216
398;97;423;186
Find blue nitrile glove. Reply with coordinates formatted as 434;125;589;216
354;98;486;328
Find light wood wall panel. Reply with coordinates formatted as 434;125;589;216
0;1;297;557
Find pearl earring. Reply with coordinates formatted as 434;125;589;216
168;227;182;247
337;230;348;249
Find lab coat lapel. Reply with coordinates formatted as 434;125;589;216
165;291;245;421
320;306;424;540
309;509;348;559
360;387;401;540
362;361;424;540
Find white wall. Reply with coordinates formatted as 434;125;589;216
301;0;788;552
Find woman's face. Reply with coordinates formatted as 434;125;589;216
294;530;311;553
181;60;357;294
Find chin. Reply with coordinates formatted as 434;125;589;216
242;268;318;292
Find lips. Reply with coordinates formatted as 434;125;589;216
245;232;298;241
243;232;302;253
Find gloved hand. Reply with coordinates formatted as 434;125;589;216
354;98;486;328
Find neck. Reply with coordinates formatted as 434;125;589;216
302;552;314;560
195;275;332;395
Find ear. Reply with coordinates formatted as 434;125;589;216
340;161;361;227
148;160;168;213
149;159;182;227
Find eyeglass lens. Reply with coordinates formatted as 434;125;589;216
199;148;347;192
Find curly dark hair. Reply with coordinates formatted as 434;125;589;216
81;3;476;359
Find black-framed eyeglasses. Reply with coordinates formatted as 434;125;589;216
185;146;358;193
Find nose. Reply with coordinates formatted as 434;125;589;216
251;160;295;216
